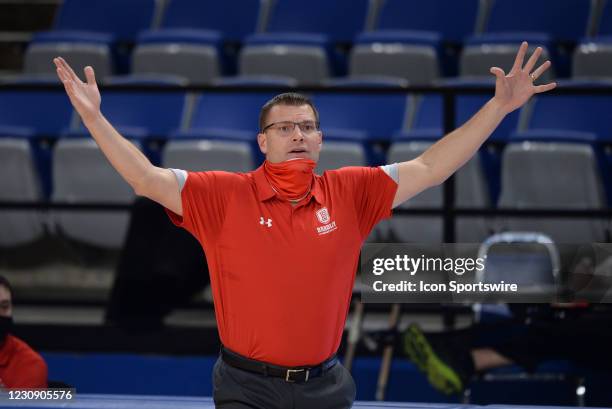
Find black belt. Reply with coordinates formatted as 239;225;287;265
220;346;338;383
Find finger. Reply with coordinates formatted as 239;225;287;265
510;41;528;74
530;60;551;82
84;66;97;86
58;57;83;84
490;66;506;80
56;67;70;83
534;82;557;93
523;46;543;73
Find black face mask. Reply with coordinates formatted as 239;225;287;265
0;316;13;343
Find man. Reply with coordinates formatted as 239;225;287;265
0;275;48;388
54;41;555;408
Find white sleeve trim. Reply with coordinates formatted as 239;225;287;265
169;168;188;192
379;163;399;184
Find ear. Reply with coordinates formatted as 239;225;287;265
257;132;267;154
316;131;323;151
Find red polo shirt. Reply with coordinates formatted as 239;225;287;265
167;165;397;366
0;335;47;388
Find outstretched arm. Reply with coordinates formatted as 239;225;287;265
391;42;557;207
54;57;183;215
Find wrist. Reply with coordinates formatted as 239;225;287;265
488;97;509;117
82;111;104;129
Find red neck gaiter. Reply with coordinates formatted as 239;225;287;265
263;158;316;201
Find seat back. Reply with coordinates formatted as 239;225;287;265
0;138;45;247
52;138;137;248
498;142;607;243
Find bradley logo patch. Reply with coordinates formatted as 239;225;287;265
315;207;338;235
316;207;330;224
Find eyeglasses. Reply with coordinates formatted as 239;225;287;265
261;120;320;136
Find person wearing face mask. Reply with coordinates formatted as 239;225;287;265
53;42;556;408
0;276;47;389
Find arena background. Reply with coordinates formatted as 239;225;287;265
1;0;612;406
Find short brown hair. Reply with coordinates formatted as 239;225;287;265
259;93;319;131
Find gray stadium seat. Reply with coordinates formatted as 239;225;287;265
24;43;113;80
132;44;220;84
573;42;612;80
52;138;137;248
163;140;254;173
0;138;45;247
349;44;439;85
239;45;329;85
388;141;490;243
316;142;367;174
498;142;608;243
460;44;553;81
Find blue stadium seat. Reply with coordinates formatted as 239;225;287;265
172;87;280;164
313;92;409;142
69;77;189;152
241;0;370;78
159;0;264;42
352;0;479;78
0;84;74;196
313;86;410;165
596;0;612;36
136;0;267;76
0;90;73;139
524;93;612;139
264;0;369;43
374;0;480;44
469;0;591;77
48;0;157;42
518;89;612;204
29;0;158;75
483;0;590;43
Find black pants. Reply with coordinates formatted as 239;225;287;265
213;357;356;409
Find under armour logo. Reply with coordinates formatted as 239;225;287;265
259;217;272;228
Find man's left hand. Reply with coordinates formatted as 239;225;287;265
490;41;557;115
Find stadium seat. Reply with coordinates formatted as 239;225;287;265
28;0;159;76
524;93;612;139
240;0;370;80
349;40;439;84
387;138;491;243
132;41;220;85
372;0;481;44
0;138;45;247
351;0;480;79
70;77;189;141
263;0;369;43
239;41;330;85
163;140;254;173
497;140;608;243
135;0;268;77
46;0;158;42
482;0;590;43
460;42;554;81
51;138;139;248
573;39;612;80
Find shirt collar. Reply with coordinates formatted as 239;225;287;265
252;164;324;205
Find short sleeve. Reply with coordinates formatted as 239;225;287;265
332;166;398;239
165;171;242;243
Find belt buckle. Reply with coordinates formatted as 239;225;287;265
285;368;309;383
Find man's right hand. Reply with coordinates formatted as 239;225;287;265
54;57;102;125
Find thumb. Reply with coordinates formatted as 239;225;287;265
84;66;97;86
490;67;505;80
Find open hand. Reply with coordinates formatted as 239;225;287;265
490;42;557;115
54;57;101;124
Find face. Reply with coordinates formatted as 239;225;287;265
257;104;323;163
0;286;12;318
